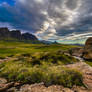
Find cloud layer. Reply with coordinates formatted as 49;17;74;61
0;0;92;44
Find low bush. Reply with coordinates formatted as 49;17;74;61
15;52;78;66
0;61;83;88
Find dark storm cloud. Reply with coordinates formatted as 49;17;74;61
0;0;92;43
65;0;78;10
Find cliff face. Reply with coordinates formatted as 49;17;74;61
83;37;92;60
0;27;38;41
10;30;22;40
0;28;10;39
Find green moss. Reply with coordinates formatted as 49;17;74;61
85;61;92;67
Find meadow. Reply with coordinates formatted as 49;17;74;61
0;41;79;58
0;41;84;88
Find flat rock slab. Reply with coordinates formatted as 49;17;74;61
65;62;92;90
16;84;89;92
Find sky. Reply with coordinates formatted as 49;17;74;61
0;0;92;44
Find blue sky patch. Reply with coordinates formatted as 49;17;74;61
0;0;15;5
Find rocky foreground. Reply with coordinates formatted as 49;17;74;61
66;62;92;90
0;61;92;92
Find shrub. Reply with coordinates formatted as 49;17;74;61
13;51;78;66
30;52;78;65
0;61;83;88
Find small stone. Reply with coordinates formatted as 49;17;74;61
62;88;74;92
0;78;7;84
7;87;18;92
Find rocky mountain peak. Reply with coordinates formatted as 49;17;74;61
22;33;38;41
0;27;38;41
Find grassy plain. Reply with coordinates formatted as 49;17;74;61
0;41;79;58
0;41;84;88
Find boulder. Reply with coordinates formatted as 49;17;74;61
83;37;92;60
69;47;84;57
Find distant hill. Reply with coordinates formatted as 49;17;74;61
69;44;84;46
40;40;59;44
0;27;38;42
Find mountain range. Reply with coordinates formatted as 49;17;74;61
0;27;38;42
